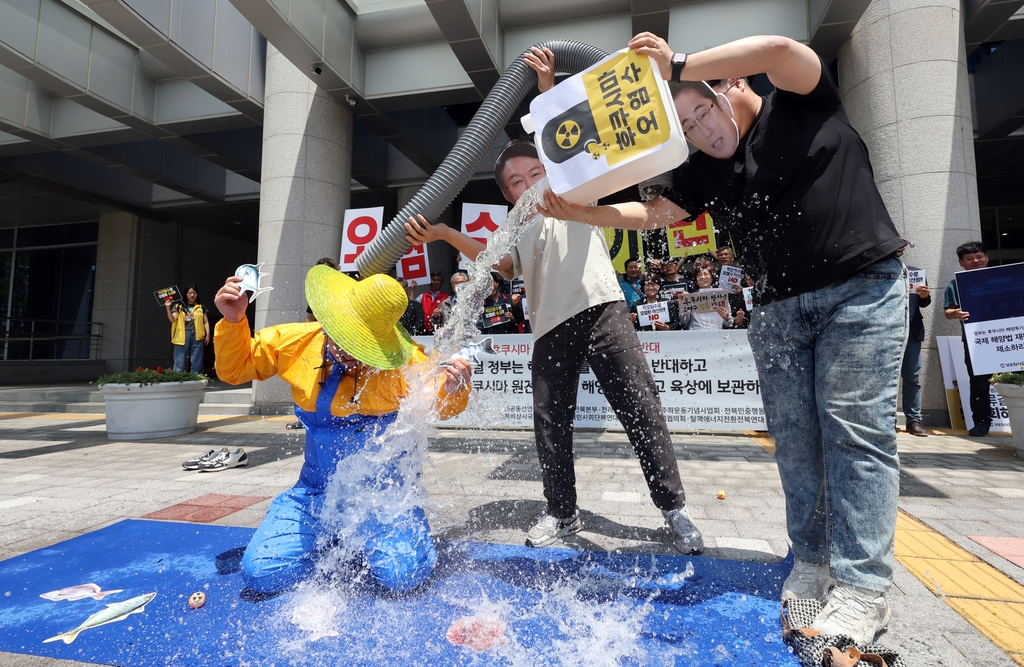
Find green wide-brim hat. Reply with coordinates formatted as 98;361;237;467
305;265;414;370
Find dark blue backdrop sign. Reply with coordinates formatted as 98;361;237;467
956;263;1024;374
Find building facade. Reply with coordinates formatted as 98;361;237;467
1;0;1020;421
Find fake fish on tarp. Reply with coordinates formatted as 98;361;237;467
235;263;273;302
40;583;124;602
446;615;507;652
43;592;156;644
439;337;496;368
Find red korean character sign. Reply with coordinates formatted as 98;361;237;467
340;207;384;271
460;203;507;269
668;211;718;258
396;241;430;282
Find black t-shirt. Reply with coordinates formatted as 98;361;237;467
666;59;904;305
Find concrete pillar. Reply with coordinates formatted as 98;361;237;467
254;43;353;411
838;0;979;426
93;211;139;374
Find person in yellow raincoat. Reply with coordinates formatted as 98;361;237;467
213;265;472;593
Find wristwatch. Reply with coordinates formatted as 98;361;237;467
671;52;687;82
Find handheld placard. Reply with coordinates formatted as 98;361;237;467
235;263;274;302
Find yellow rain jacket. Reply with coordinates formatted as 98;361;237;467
214;317;469;419
171;304;206;346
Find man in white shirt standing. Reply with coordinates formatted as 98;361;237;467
402;45;701;556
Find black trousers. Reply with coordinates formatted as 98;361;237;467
962;337;993;425
532;301;685;519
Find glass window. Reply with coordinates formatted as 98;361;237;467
0;229;13;249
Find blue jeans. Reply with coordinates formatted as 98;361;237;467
901;338;923;423
173;328;204;373
747;257;907;593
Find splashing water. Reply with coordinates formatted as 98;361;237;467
289;185;675;664
433;182;546;360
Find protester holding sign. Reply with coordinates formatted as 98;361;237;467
630;275;681;331
404;48;702;559
943;241;992;437
684;268;733;330
416;272;449;334
479;272;524;335
165;285;210;373
659;258;695;298
540;32;907;644
896;244;930;437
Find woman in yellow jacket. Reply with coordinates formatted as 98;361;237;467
214;265;472;594
165;285;210;372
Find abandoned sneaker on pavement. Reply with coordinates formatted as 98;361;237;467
182;448;223;471
663;507;704;555
781;559;836;602
525;509;582;547
811;583;891;644
198;448;249;472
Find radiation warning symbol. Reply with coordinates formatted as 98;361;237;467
555;120;581;149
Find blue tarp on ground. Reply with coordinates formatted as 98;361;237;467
0;519;800;666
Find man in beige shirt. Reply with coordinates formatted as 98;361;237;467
402;47;701;556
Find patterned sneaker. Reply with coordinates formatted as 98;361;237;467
198;448;248;472
525;509;583;547
182;449;223;471
663;507;704;555
781;559;836;602
812;583;891;644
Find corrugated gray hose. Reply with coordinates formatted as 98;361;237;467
356;40;610;277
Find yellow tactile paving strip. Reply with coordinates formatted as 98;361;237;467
741;432;1024;665
896;511;1024;666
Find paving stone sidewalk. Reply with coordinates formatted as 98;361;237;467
0;414;1020;667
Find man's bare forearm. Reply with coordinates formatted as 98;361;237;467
437;224;513;271
567;196;688;231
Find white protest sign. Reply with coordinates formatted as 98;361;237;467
460;203;506;270
340;207;383;271
742;287;754;311
944;336;1012;433
414;331;766;430
521;296;530;321
396;242;431;283
907;266;926;290
936;336;967;431
678;289;728;315
636;301;669;327
719;265;743;290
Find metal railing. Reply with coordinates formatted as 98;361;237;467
1;318;103;361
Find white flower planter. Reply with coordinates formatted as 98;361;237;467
993;382;1024;458
101;380;208;440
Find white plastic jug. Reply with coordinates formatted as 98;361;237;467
521;49;688;205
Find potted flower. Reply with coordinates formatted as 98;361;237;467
96;367;208;440
991;371;1024;458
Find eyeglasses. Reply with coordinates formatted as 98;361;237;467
682;103;715;138
682;80;741;138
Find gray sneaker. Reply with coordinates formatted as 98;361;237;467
198;448;248;472
781;559;836;602
182;448;223;471
812;583;891;644
663;507;704;555
525;509;582;547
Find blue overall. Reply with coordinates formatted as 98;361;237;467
240;359;437;593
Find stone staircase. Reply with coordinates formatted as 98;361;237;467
0;381;257;416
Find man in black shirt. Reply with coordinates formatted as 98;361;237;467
541;33;906;645
396;277;426;336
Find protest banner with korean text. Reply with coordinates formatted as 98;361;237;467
678;289;728;315
340;207;383;271
956;263;1024;374
636;301;669;327
416;331;766;430
396;242;431;283
937;336;1011;433
907;266;926;290
604;228;644;273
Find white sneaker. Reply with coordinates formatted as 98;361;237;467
812;583;891;644
525;509;582;547
198;448;248;472
781;559;835;602
182;448;223;470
